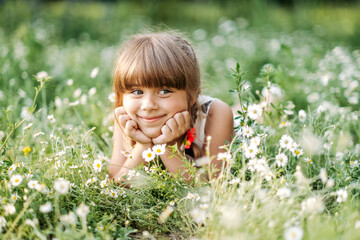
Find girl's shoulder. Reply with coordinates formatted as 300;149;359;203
198;95;232;119
207;98;233;120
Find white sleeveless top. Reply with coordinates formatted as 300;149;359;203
180;95;213;156
193;95;213;150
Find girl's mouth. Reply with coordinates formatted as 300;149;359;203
138;115;166;123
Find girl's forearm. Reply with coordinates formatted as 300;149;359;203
112;143;151;182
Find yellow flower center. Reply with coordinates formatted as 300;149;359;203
156;149;161;153
147;153;152;158
295;150;300;155
97;163;101;168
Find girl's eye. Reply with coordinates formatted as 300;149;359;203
131;89;143;95
159;89;172;95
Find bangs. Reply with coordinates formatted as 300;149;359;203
115;37;191;92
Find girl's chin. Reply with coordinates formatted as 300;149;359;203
141;128;162;138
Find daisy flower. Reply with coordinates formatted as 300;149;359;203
217;152;232;163
100;179;108;188
247;158;258;172
275;153;288;167
193;193;201;201
186;192;194;199
279;135;294;150
298;110;306;122
34;132;45;138
109;189;118;198
142;148;156;162
250;136;261;147
152;144;166;156
10;174;23;187
23;123;33;130
304;157;313;164
247;104;262;120
92;159;103;173
292;148;303;158
36;71;49;82
8;164;17;175
243;143;258;159
47;114;56;123
28;179;39;189
86;177;97;186
108;92;116;103
241;125;254;138
10;193;20;202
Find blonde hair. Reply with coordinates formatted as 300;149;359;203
113;32;201;126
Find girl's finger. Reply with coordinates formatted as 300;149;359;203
181;111;191;127
118;114;131;129
124;120;137;135
166;118;178;132
161;125;172;136
173;112;185;126
114;106;126;117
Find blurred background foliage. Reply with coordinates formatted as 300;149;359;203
0;0;359;109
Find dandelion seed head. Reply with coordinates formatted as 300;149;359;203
54;178;70;194
39;202;52;213
4;203;16;215
336;189;348;203
90;67;99;78
284;226;303;240
60;212;77;225
301;196;324;215
277;187;291;200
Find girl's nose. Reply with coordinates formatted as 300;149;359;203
140;94;158;111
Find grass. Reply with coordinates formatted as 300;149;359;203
1;1;360;239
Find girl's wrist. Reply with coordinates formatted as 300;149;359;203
167;136;185;148
134;142;153;149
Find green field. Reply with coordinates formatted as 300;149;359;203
1;1;360;239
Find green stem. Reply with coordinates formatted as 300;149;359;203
0;85;43;153
4;194;35;238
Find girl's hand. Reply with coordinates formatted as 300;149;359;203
152;111;191;145
115;107;152;145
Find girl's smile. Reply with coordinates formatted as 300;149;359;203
122;87;188;138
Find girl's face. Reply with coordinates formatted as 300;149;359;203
122;86;188;138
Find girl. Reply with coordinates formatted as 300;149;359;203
109;32;233;183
